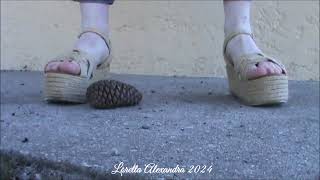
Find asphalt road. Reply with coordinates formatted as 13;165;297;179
1;71;319;179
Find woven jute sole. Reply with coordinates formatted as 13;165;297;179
226;64;288;106
44;65;110;103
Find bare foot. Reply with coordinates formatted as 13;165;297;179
225;34;284;80
45;32;109;75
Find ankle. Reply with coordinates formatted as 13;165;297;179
225;34;262;60
74;32;110;65
224;24;252;38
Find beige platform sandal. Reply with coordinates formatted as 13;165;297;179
44;28;113;103
223;31;288;106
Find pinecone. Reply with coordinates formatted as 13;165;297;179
86;80;142;109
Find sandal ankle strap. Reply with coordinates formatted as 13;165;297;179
76;28;113;68
223;31;254;56
78;28;111;52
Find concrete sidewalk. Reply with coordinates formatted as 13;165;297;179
1;71;319;179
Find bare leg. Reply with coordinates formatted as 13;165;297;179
223;0;283;79
45;2;110;75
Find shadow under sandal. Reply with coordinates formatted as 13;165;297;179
44;28;113;103
223;31;288;106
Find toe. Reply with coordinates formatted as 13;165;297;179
246;64;268;79
259;61;278;75
57;60;81;75
45;62;59;73
266;64;275;75
265;61;283;75
272;64;282;75
247;60;284;79
274;63;284;74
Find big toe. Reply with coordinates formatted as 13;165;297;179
246;64;268;79
259;61;283;75
246;61;282;79
57;61;81;75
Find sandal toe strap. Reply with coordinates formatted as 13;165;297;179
236;53;287;80
47;50;97;79
236;54;263;80
68;50;97;79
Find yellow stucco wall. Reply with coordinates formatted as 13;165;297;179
1;1;319;80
